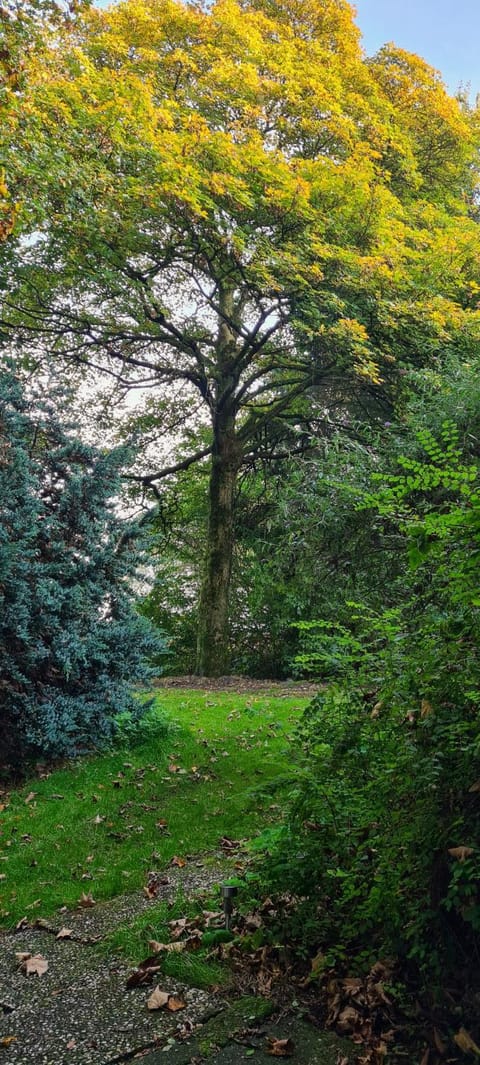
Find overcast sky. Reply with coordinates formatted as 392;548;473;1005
94;0;480;99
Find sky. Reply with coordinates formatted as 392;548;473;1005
94;0;480;100
354;0;480;98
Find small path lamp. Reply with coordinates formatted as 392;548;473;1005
220;884;238;930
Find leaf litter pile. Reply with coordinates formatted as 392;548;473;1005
128;886;480;1065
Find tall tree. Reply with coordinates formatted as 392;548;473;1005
2;0;480;674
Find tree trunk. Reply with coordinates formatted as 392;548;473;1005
195;413;241;676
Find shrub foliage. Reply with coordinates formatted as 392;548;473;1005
0;370;160;768
261;422;480;986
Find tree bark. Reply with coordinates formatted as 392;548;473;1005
195;410;241;676
196;285;242;676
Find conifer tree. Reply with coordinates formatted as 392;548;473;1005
0;368;160;769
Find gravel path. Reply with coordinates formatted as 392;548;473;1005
0;859;228;1065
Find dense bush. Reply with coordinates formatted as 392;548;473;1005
260;422;480;986
0;369;162;769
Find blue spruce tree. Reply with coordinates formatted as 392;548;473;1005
0;368;162;769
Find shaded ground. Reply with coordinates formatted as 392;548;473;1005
0;857;350;1065
154;676;320;696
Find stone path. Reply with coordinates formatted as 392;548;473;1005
0;859;351;1065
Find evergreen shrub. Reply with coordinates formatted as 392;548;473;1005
0;369;162;769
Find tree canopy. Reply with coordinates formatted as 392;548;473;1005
2;0;480;672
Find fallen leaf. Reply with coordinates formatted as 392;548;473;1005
167;996;187;1012
453;1027;480;1056
0;1037;17;1047
170;856;186;868
310;951;328;976
148;940;185;954
448;846;474;861
126;955;162;988
433;1028;447;1056
66;1039;76;1050
169;917;188;937
147;987;170;1010
420;699;433;718
266;1037;295;1057
56;928;73;940
24;792;36;804
17;953;49;976
78;891;95;907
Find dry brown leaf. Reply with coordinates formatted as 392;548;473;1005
185;933;203;951
56;928;73;940
148;939;166;954
266;1037;295;1057
336;1006;359;1034
170;855;186;868
24;792;36;804
167;995;186;1012
79;891;95;907
66;1039;76;1050
468;781;480;793
169;917;188;937
148;939;185;955
126;955;162;988
25;954;48;976
453;1027;480;1056
448;846;474;862
202;910;223;926
219;836;240;850
433;1028;447;1055
0;1037;17;1047
420;699;433;718
147;987;170;1011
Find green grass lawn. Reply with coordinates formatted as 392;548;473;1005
0;689;309;927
